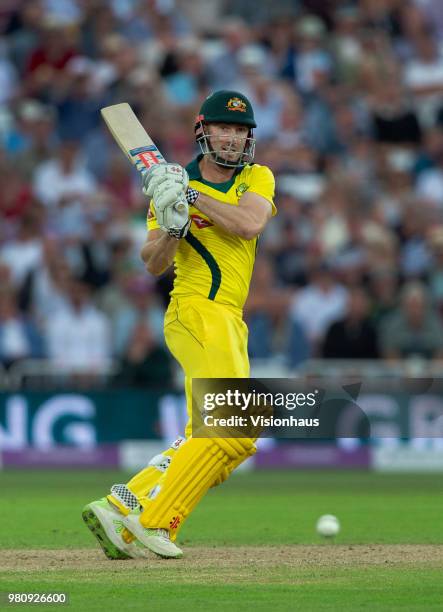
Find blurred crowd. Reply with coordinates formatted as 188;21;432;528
1;0;443;382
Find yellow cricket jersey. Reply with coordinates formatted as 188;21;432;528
147;155;276;310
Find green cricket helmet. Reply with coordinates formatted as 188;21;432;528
194;90;256;168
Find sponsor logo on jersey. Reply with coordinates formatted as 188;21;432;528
191;214;213;229
236;183;249;197
226;97;247;112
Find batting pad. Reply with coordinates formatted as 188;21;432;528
125;447;176;498
138;436;256;539
107;439;186;514
211;453;251;488
107;462;171;516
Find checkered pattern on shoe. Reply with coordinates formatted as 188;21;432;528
110;484;139;511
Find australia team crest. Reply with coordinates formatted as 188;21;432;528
226;97;247;112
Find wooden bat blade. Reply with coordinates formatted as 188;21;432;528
101;103;166;172
101;102;187;215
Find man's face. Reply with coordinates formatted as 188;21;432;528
404;293;426;325
207;123;249;164
68;280;89;310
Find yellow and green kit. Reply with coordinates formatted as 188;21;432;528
150;155;276;428
109;155;275;537
149;155;276;309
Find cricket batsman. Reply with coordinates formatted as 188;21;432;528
83;90;276;559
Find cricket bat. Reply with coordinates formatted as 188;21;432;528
100;102;186;212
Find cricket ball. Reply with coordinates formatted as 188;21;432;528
316;514;340;537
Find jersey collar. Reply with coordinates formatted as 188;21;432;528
186;155;204;181
185;155;245;193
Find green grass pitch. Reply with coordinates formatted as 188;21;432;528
1;469;442;611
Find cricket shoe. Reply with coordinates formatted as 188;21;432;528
82;498;148;560
122;509;183;559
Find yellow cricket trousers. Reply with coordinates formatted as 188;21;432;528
164;295;250;437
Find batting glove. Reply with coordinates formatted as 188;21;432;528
164;216;192;240
143;163;189;198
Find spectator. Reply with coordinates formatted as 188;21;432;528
427;226;443;311
32;137;98;241
244;256;292;358
375;149;416;228
120;0;190;45
398;201;433;278
235;49;285;141
32;136;96;210
20;237;71;325
164;38;209;108
322;286;379;359
0;288;44;368
283;15;332;95
289;264;348;353
414;126;443;174
331;6;364;86
0;162;34;224
403;28;443;126
76;209;114;289
41;0;83;27
0;41;18;104
95;244;138;322
51;56;107;142
274;90;307;150
370;80;421;145
101;154;138;214
415;149;443;207
116;322;173;388
113;276;165;357
208;17;251;89
261;191;309;286
415;0;443;40
23;18;79;99
7;1;45;74
46;277;111;373
369;268;399;326
0;208;44;289
380;281;443;360
9;99;57;179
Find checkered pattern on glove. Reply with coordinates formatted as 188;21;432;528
165;216;191;240
186;188;200;205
